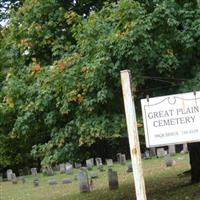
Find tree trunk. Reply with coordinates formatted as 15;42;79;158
188;142;200;183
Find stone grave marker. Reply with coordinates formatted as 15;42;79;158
59;163;66;173
53;164;60;171
164;154;176;167
120;154;126;165
144;150;150;159
11;173;17;184
95;158;103;167
86;159;94;170
0;175;2;182
18;176;25;184
31;168;37;177
157;148;165;158
108;169;119;190
183;143;188;153
168;145;176;156
127;163;133;173
62;178;72;184
66;163;73;175
75;163;82;169
116;153;122;163
78;169;90;192
6;169;13;181
106;159;113;167
48;179;57;185
149;147;156;157
47;166;54;176
33;177;39;187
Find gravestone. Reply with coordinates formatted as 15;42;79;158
157;148;165;158
65;163;73;175
11;173;17;184
127;163;133;173
47;166;54;176
95;158;103;167
164;154;176;167
168;145;176;156
144;150;150;159
149;147;156;157
62;178;72;184
106;159;113;167
0;175;2;182
78;169;90;192
53;165;60;171
120;154;126;165
108;169;119;190
18;169;23;176
116;153;122;163
48;179;57;185
6;169;13;181
18;176;25;184
183;143;188;153
59;163;66;173
33;177;39;187
31;168;37;177
86;159;94;170
75;163;82;169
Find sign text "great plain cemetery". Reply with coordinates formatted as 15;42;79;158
141;92;200;147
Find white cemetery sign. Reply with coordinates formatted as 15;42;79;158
141;91;200;147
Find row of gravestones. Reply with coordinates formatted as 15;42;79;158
142;143;188;159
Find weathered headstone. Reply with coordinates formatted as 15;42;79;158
47;166;54;176
65;163;73;175
149;147;156;157
59;163;66;173
78;169;90;192
108;169;119;190
31;168;37;177
18;176;26;184
164;154;176;167
11;173;17;184
53;164;60;171
6;169;13;181
144;150;150;159
48;179;57;185
106;159;113;167
116;153;122;163
0;175;2;182
157;148;165;158
168;145;176;156
95;158;103;167
86;159;94;170
127;163;133;173
120;154;126;165
75;163;82;169
62;178;72;184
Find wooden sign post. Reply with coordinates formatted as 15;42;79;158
120;70;147;200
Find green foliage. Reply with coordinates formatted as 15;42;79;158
1;0;200;167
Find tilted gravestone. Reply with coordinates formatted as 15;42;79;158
78;169;90;193
106;159;113;167
157;148;165;158
59;163;66;173
6;169;13;181
65;163;73;175
11;173;17;184
31;168;37;177
62;178;72;184
168;145;176;156
86;159;94;170
108;169;119;190
48;179;57;185
164;154;176;167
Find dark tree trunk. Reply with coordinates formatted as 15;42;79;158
188;142;200;183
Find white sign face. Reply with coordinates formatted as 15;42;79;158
141;92;200;147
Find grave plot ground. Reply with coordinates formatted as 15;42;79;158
1;154;200;200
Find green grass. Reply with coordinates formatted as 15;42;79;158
1;154;200;200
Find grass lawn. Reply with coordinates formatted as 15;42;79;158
1;154;200;200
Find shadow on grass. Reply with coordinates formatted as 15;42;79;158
58;174;200;200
